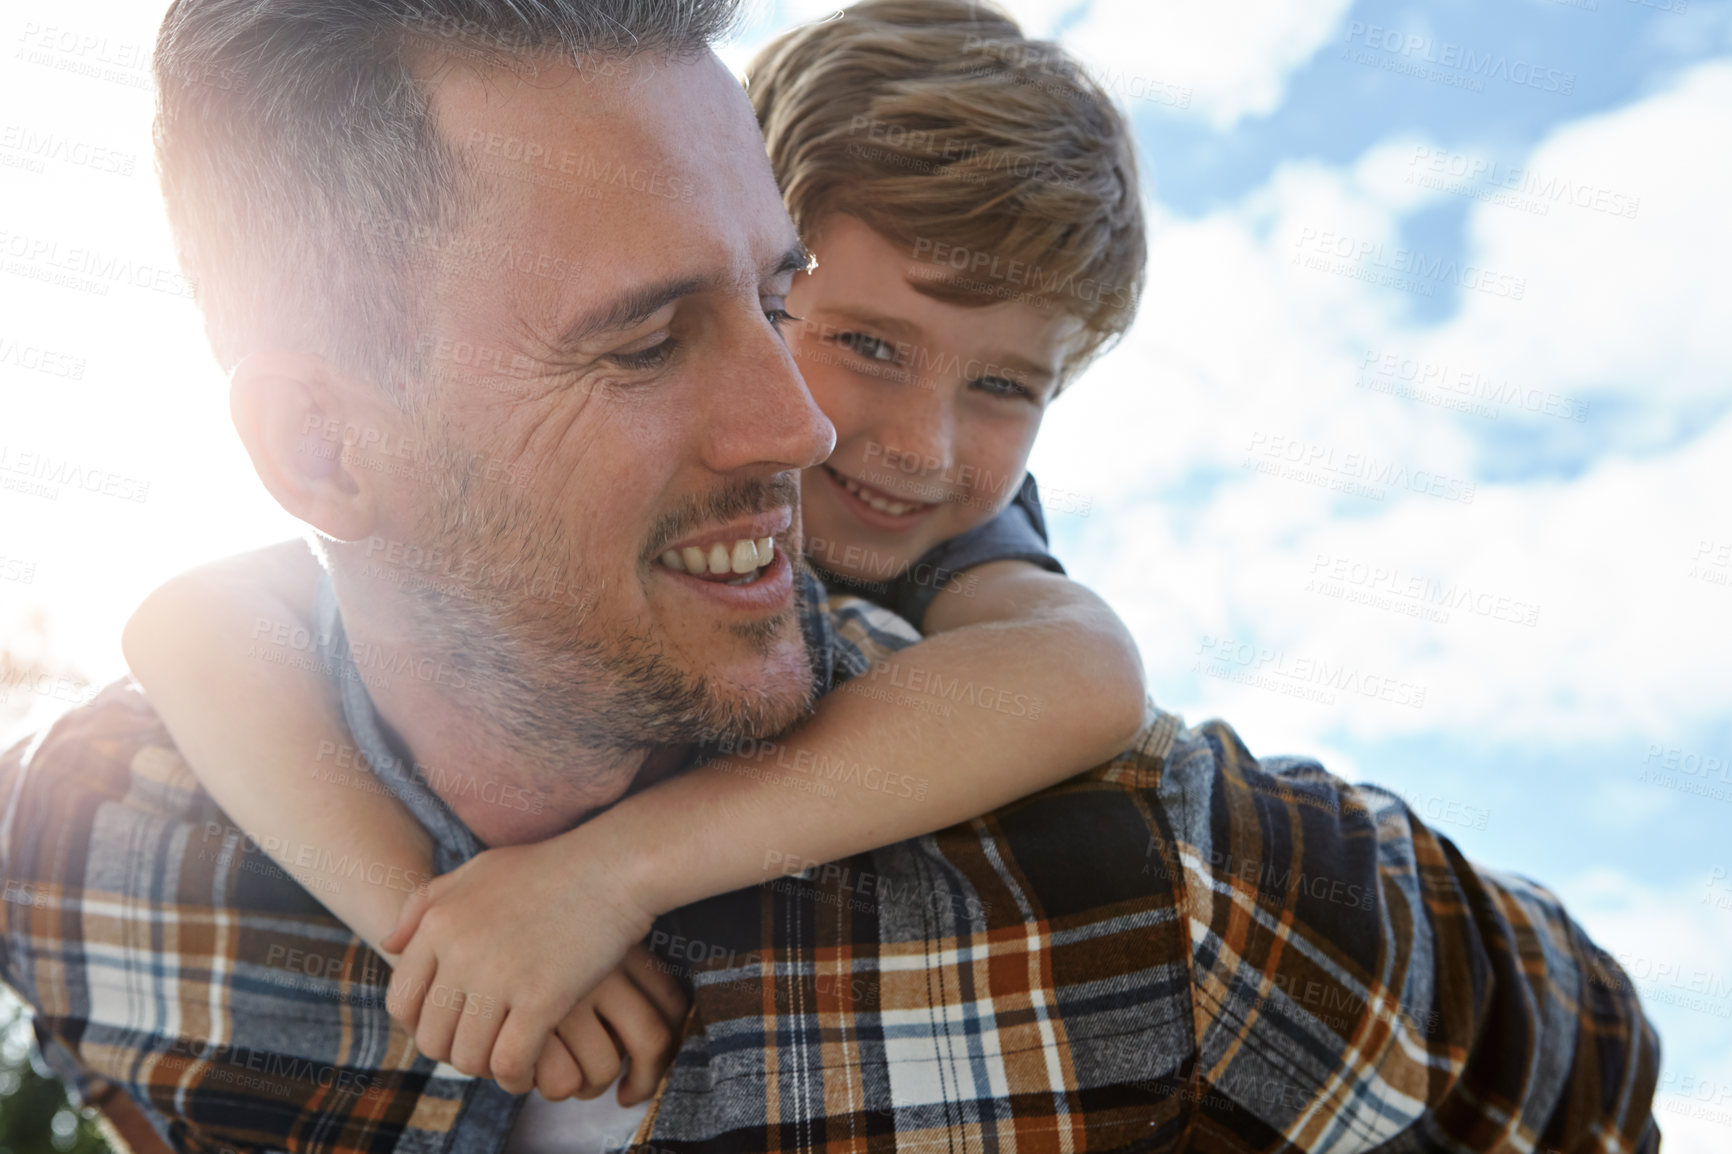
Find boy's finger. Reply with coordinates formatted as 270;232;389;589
557;1009;622;1101
489;1008;549;1096
381;886;434;955
385;946;436;1031
623;942;690;1027
596;983;676;1106
447;992;503;1081
412;970;463;1066
533;1035;583;1102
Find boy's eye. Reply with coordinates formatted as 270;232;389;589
972;375;1034;401
836;331;899;363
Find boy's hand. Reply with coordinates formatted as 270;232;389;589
381;831;658;1088
534;944;688;1104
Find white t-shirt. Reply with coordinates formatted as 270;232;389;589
503;1085;650;1154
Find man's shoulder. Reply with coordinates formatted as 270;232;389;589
820;590;922;678
0;682;451;1151
1;679;218;849
0;678;341;962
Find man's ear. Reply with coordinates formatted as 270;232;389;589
229;351;388;542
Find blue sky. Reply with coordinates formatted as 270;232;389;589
2;0;1730;1143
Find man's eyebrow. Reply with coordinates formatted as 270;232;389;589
553;242;812;351
774;242;816;279
555;274;712;350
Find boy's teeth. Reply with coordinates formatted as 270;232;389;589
839;473;919;516
661;536;776;577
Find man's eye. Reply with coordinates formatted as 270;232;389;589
836;332;898;362
608;335;679;371
972;375;1034;401
765;307;801;328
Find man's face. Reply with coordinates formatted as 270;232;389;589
370;50;833;785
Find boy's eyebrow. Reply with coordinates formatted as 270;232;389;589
989;353;1057;385
818;306;927;347
556;242;811;351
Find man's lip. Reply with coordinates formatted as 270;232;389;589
819;465;942;530
656;546;795;611
656;507;794;557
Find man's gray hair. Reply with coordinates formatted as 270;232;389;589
153;0;741;390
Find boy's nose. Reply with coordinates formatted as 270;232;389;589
868;392;956;482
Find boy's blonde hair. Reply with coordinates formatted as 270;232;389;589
746;0;1146;384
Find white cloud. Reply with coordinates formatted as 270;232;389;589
1035;60;1732;751
726;0;1354;131
1560;868;1732;1154
1062;0;1357;129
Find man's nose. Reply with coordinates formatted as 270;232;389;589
700;315;834;475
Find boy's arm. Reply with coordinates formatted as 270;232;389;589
121;540;432;954
593;559;1147;918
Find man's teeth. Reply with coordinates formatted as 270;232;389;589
837;472;924;516
659;536;776;577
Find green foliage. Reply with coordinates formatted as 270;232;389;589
0;994;114;1154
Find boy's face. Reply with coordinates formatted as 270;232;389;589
786;214;1083;590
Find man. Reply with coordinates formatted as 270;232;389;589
0;1;1658;1152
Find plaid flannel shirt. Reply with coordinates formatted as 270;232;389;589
0;570;1659;1153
